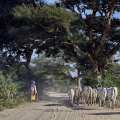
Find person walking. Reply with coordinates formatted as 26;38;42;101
30;80;38;102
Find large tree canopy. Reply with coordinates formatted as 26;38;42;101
0;4;79;69
0;0;120;78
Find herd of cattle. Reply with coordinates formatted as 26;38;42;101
68;86;118;108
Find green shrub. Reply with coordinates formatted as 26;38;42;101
0;72;24;109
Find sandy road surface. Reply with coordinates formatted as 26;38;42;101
0;92;120;120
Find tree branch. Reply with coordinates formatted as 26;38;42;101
96;0;117;54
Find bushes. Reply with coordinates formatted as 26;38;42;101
82;78;98;87
0;72;23;110
0;72;17;98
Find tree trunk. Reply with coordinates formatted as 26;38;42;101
95;64;102;87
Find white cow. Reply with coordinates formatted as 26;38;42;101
68;88;75;105
92;88;98;105
97;87;107;107
74;87;82;105
82;86;93;105
106;87;118;108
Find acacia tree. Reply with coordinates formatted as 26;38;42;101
59;0;120;77
0;0;120;84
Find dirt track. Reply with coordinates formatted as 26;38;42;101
0;92;120;120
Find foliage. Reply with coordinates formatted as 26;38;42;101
13;5;77;29
0;4;80;71
0;72;16;108
103;64;120;88
0;72;17;99
0;71;26;110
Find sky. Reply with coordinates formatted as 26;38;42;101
45;0;120;18
45;0;58;4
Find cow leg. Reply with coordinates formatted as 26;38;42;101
90;97;93;105
112;99;116;109
103;100;105;107
99;100;102;107
87;97;90;106
72;96;75;105
93;98;95;105
77;97;79;105
84;96;86;105
108;99;112;108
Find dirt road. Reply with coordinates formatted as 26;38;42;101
0;92;120;120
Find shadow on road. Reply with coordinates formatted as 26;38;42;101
44;103;62;107
89;112;120;115
72;107;96;111
32;108;72;112
60;99;97;111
